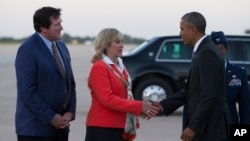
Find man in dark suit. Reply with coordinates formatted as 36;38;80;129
211;31;250;125
151;12;231;141
15;7;76;141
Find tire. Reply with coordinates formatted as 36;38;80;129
133;76;173;102
133;76;173;115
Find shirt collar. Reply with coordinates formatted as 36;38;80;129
193;35;207;52
38;32;53;53
102;54;124;72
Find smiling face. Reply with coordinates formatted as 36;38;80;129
40;17;63;41
106;35;124;61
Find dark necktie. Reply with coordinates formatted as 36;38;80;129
52;42;66;80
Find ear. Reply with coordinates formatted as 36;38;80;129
190;26;197;34
40;26;47;32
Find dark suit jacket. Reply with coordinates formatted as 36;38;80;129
160;37;231;141
15;33;76;136
226;60;250;124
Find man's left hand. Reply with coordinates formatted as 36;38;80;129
180;127;196;141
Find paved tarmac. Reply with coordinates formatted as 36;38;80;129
0;44;183;141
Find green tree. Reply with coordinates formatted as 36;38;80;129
61;33;71;43
245;29;250;34
0;37;14;43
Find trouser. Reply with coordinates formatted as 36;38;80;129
17;129;68;141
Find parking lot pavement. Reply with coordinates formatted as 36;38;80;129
0;44;183;141
69;112;183;141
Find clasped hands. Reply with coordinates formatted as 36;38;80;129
51;112;73;129
140;100;162;119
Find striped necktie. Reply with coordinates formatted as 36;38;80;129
52;42;66;79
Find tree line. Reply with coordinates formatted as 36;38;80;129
1;29;250;44
0;33;145;45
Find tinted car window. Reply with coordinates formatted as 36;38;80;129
227;40;250;62
157;41;192;60
246;41;250;61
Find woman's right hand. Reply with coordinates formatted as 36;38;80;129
141;100;160;119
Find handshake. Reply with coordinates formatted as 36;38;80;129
140;100;162;120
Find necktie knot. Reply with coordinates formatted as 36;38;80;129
52;42;58;54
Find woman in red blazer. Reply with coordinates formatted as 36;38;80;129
85;28;159;141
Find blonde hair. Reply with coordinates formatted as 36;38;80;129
91;28;123;63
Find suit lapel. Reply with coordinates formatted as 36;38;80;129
110;64;128;82
194;37;207;57
35;33;68;80
35;34;57;68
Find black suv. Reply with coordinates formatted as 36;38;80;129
122;35;250;102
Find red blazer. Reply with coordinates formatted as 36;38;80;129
86;60;143;128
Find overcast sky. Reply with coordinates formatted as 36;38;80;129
0;0;249;39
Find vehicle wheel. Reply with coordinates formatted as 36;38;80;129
133;76;173;102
